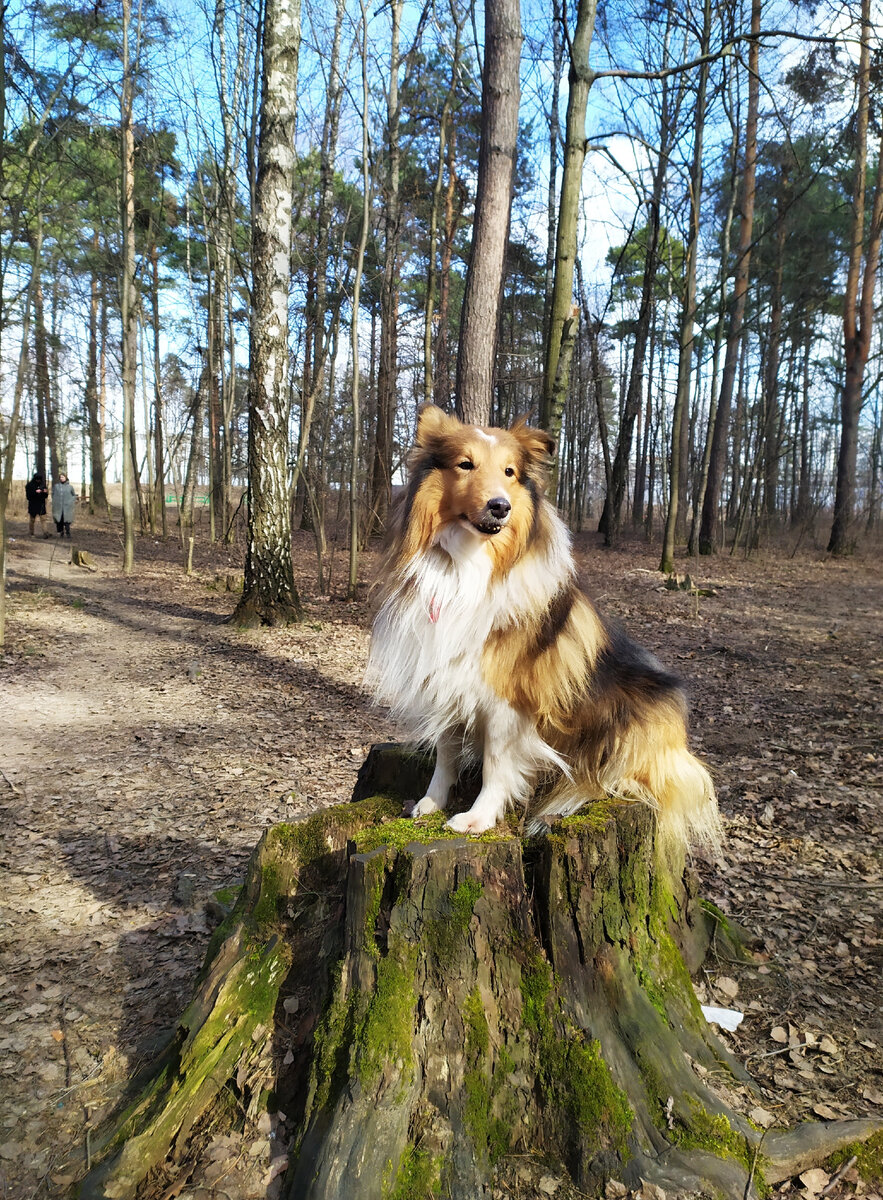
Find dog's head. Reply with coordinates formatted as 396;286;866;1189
395;405;555;569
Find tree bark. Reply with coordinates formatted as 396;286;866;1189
828;0;883;554
120;0;138;574
233;0;303;627
74;745;883;1200
542;0;597;433
454;0;522;426
86;230;109;513
367;0;403;535
660;0;710;574
697;0;760;556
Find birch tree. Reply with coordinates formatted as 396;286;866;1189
233;0;303;626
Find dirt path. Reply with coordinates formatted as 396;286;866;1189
0;515;881;1198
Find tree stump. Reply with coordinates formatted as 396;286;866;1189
77;745;882;1200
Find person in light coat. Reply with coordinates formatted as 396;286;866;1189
52;471;76;538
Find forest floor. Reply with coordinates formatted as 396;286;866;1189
0;506;881;1200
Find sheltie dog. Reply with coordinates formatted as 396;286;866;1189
366;405;721;849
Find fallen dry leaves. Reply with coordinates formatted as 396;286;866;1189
0;515;881;1200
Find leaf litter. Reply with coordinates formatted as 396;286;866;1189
0;516;881;1199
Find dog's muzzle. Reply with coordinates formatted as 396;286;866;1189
470;497;511;535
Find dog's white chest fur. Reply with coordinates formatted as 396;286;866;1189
366;526;499;741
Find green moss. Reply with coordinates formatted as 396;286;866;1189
253;863;281;929
520;950;633;1156
425;878;484;968
213;886;241;908
461;987;514;1164
700;899;756;963
556;800;621;835
353;811;516;855
306;963;359;1116
354;811;461;854
356;943;419;1088
627;867;703;1028
660;1097;769;1193
384;1145;443;1199
362;852;387;958
826;1131;883;1183
269;797;400;863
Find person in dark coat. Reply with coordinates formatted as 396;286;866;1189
25;471;50;537
52;471;76;538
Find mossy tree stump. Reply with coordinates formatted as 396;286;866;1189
78;745;882;1200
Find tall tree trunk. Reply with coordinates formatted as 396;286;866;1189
233;0;304;627
1;235;39;648
348;0;371;600
86;231;108;513
120;0;138;574
542;0;565;352
32;245;58;481
762;206;787;523
697;0;760;555
368;0;403;535
828;0;883;554
454;0;522;426
660;0;710;573
151;243;168;538
433;128;463;411
424;5;464;408
541;0;597;438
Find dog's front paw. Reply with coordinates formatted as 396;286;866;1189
445;806;500;835
412;795;444;818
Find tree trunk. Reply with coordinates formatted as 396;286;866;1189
86;231;109;513
454;0;522;426
348;0;371;600
697;0;760;556
828;0;883;554
660;0;710;574
542;0;597;433
367;0;403;536
120;0;138;574
74;745;883;1200
233;0;303;627
150;242;168;538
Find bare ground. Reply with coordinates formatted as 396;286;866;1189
0;509;880;1200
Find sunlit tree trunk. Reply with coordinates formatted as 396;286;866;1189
660;0;710;573
348;0;371;600
234;0;303;626
150;242;168;538
120;0;138;574
86;231;108;512
542;0;597;434
698;0;760;555
368;0;403;533
455;0;522;425
828;0;883;555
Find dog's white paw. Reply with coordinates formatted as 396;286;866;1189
412;795;444;818
445;808;499;835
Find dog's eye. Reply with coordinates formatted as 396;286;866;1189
457;460;475;471
505;466;516;478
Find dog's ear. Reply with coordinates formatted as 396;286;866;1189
509;415;556;465
416;404;459;446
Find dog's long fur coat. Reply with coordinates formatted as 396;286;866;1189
366;405;721;848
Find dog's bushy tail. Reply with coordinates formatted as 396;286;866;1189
650;745;722;856
529;745;722;855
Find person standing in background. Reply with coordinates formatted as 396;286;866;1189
52;471;76;538
25;472;50;537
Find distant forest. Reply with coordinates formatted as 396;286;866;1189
1;0;881;606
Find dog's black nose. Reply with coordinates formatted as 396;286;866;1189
487;497;511;520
